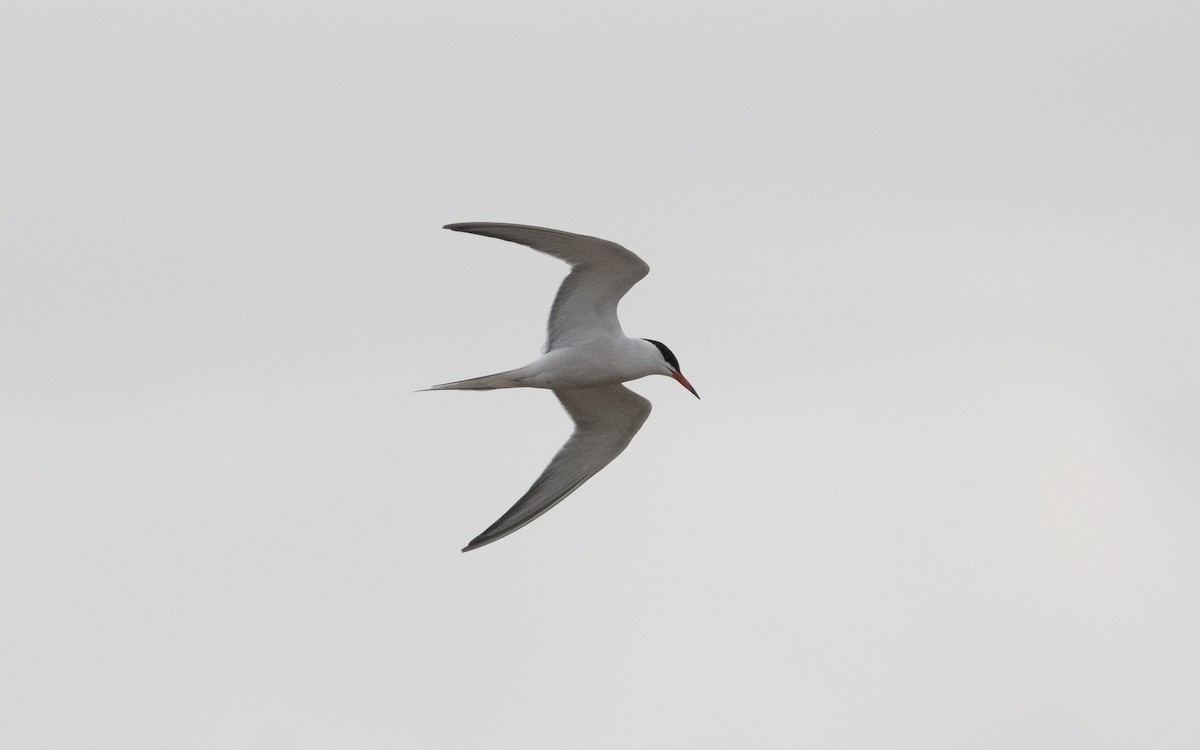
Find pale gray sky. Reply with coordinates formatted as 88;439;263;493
3;1;1198;747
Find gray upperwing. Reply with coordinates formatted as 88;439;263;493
461;384;653;552
444;223;650;351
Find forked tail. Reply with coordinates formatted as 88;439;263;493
421;369;525;392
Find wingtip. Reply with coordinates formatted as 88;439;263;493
461;526;511;552
461;528;492;552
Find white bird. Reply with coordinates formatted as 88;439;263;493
427;222;699;552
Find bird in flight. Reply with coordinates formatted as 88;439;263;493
426;222;699;552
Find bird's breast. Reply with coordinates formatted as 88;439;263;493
523;341;657;389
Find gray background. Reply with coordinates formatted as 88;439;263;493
3;1;1198;747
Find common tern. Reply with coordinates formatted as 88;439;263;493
427;222;699;552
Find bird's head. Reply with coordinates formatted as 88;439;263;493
642;339;699;398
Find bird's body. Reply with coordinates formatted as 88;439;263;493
428;222;698;552
425;336;670;392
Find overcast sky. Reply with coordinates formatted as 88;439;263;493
3;1;1198;747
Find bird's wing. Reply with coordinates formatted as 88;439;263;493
444;223;650;351
461;384;652;552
